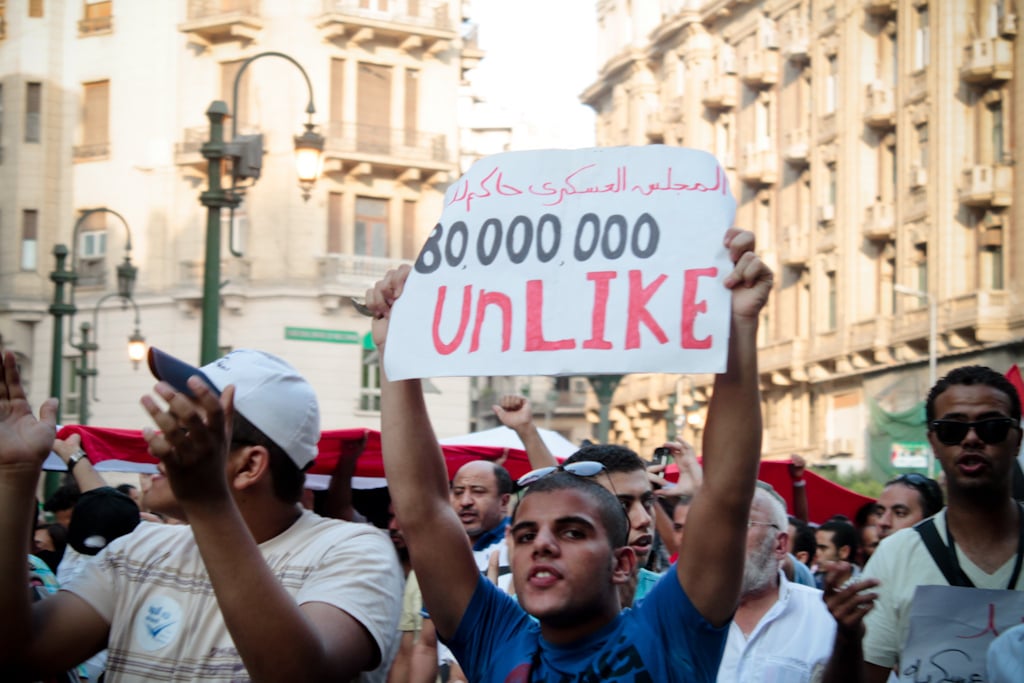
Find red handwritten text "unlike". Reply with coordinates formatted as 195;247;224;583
430;267;718;355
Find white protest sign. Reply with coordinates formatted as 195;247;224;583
384;146;736;380
898;585;1024;682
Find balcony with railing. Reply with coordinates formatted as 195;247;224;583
780;16;809;61
959;164;1013;208
317;253;409;294
701;75;738;110
180;0;263;44
79;0;113;35
863;0;896;16
739;49;779;87
961;37;1014;84
738;140;777;185
73;143;110;162
947;290;1013;342
782;126;809;165
907;69;928;101
862;200;895;241
760;338;807;373
863;81;895;128
817;112;837;142
318;0;456;48
324;121;453;173
778;224;810;267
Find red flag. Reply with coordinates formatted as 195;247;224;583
1007;365;1024;404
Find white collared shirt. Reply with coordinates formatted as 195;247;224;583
716;572;836;683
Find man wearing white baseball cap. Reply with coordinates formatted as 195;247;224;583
0;347;402;682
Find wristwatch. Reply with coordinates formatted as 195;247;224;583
67;448;89;471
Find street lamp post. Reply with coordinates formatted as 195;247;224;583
49;208;138;423
198;51;324;365
72;292;146;425
894;284;938;476
587;375;623;443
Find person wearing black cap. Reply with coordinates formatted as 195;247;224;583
0;347;402;682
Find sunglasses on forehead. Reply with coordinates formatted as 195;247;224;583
928;417;1018;446
515;461;608;490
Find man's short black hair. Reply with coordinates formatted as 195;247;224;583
512;471;629;548
491;462;513;496
44;483;81;513
884;473;945;517
818;519;858;558
115;483;137;496
565;444;646;474
231;411;305;504
925;365;1022;422
792;525;816;566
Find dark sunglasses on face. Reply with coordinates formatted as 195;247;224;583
928;417;1018;446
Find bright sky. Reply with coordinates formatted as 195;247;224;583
468;0;598;150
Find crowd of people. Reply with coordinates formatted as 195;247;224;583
1;227;1022;682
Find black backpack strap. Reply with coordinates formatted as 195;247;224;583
915;518;975;588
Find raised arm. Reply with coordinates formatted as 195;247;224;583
139;379;384;681
53;433;107;492
368;265;481;640
0;352;109;677
820;561;888;683
677;228;772;626
492;394;558;469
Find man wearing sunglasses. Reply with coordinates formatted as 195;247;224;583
368;227;772;681
874;472;944;541
822;365;1024;683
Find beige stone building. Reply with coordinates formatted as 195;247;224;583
0;0;480;437
581;0;1023;475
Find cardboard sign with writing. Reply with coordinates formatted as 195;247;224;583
384;146;736;380
898;585;1024;682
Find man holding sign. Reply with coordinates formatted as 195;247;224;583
823;365;1024;682
367;222;771;681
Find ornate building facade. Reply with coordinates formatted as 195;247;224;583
0;0;478;436
580;0;1023;473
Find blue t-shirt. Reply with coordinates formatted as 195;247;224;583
447;566;728;682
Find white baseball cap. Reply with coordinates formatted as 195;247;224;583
148;347;321;470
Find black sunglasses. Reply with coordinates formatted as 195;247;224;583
929;417;1018;446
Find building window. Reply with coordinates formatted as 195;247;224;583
354;196;388;257
22;209;38;270
983;244;1004;289
327;191;343;253
221;60;251;131
916;122;928;169
914;245;928;294
913;5;929;71
77;210;108;285
76;80;110;160
29;0;44;18
404;68;418;148
26;82;41;143
827;164;837;206
991;100;1004;164
360;338;381;412
825;55;837;113
401;199;418;260
0;84;4;163
80;0;112;34
826;270;837;331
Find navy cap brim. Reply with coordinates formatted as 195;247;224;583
148;347;221;398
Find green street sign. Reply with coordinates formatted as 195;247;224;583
284;327;360;344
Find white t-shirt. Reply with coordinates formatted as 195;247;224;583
716;572;836;683
861;509;1024;670
65;509;403;682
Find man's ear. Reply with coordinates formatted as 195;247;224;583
611;546;637;585
231;445;271;492
774;531;790;561
839;545;851;561
499;492;511;515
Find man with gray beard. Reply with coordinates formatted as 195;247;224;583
715;484;837;682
